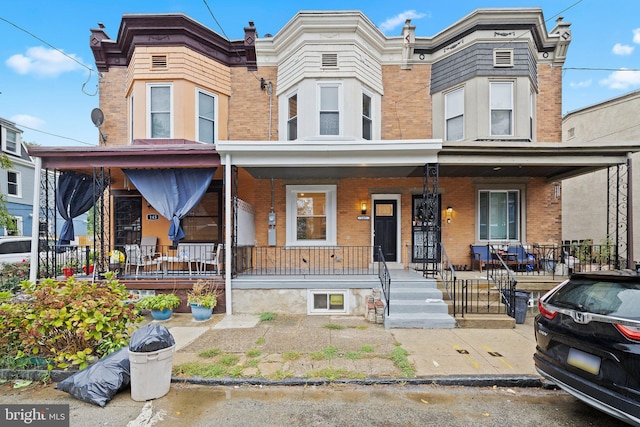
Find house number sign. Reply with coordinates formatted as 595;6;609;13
147;214;159;220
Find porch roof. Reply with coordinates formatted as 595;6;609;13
27;143;221;170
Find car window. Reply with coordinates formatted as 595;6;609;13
0;240;31;255
548;278;640;320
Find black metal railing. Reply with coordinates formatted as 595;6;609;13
377;246;391;316
438;242;455;306
245;246;376;275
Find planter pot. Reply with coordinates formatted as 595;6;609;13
150;308;173;321
190;303;213;322
63;267;76;277
83;265;95;275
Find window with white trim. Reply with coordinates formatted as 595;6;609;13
7;170;20;197
490;82;513;136
308;289;347;314
147;83;172;138
197;89;216;144
286;185;336;246
288;93;297;140
445;88;464;141
362;92;372;140
3;216;22;236
4;130;18;155
319;84;340;136
478;189;519;241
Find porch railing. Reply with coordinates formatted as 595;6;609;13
376;247;391;316
245;246;377;275
438;242;455;304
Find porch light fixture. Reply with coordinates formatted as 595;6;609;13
361;202;367;215
446;206;453;223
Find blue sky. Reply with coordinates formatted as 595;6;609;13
0;0;639;147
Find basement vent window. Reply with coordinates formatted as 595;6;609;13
308;290;347;314
493;49;513;67
151;55;168;69
322;53;338;68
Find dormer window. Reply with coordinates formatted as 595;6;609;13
4;130;18;155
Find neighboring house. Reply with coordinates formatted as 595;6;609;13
562;89;640;264
27;9;640;325
0;118;34;237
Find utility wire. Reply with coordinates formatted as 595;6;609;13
16;123;96;146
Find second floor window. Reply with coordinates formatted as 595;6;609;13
490;82;513;136
4;130;18;154
362;93;372;140
7;170;20;197
148;84;172;138
319;85;339;135
197;90;216;144
445;88;464;141
288;94;297;140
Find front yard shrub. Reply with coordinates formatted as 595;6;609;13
0;260;30;293
0;274;142;370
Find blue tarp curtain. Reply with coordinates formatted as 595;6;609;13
123;168;215;246
56;171;108;249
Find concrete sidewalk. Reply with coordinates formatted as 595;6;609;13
160;309;540;385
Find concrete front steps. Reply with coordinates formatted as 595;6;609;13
383;275;456;329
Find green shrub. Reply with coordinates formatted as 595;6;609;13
136;293;181;310
0;275;142;370
0;260;30;293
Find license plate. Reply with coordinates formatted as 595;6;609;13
567;348;601;375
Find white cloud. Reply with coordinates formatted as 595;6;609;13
10;114;45;129
379;10;429;33
569;79;592;88
599;69;640;90
633;28;640;44
613;43;634;55
5;46;85;78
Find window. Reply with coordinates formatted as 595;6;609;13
490;82;513;136
3;216;22;236
445;88;464;141
286;185;336;246
529;89;534;140
319;85;340;136
362;92;372;140
181;188;221;242
4;130;18;154
148;84;172;138
308;290;347;314
7;170;20;197
288;94;297;140
197;89;216;144
479;190;519;241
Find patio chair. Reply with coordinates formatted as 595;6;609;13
200;244;222;275
124;242;161;276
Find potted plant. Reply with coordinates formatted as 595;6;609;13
109;249;125;272
187;280;219;321
136;293;181;321
62;259;78;277
83;251;97;275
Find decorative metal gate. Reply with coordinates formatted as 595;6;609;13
421;163;440;277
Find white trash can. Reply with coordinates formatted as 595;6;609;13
128;344;175;401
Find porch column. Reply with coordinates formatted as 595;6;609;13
29;157;41;283
225;154;232;314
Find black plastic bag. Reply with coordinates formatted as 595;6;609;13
55;347;130;407
129;324;175;353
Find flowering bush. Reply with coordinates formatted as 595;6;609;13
0;260;30;293
109;250;125;263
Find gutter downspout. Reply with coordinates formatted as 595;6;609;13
225;153;232;314
29;158;41;283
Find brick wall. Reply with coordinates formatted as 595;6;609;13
536;64;563;142
229;67;278;141
99;67;128;146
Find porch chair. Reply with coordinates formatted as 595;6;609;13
124;238;161;276
176;243;204;275
200;244;222;275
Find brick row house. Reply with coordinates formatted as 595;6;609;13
27;9;640;326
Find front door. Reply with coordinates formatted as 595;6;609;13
374;200;397;262
113;196;142;247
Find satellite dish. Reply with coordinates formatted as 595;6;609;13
91;108;104;128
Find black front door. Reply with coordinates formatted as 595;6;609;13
114;196;142;247
373;200;397;262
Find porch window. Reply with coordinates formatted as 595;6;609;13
197;89;216;144
7;170;20;197
286;185;336;246
445;88;464;141
4;130;18;155
181;187;221;242
319;84;340;136
362;92;372;140
148;84;172;138
308;290;347;314
490;82;513;136
287;93;297;140
479;190;519;241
